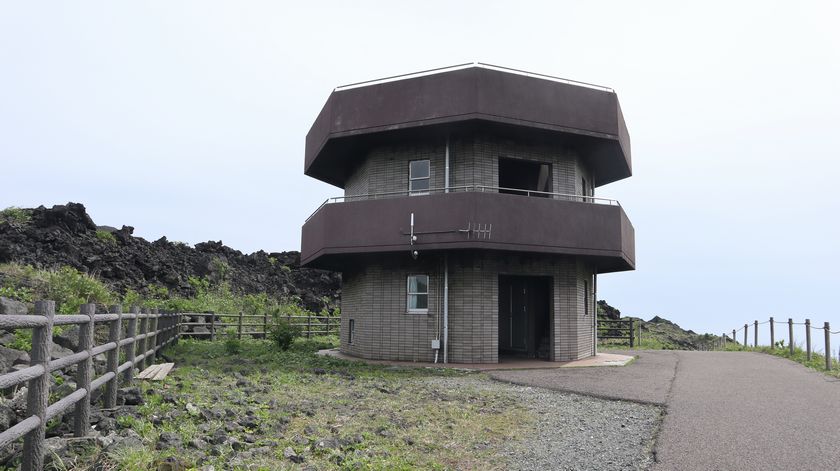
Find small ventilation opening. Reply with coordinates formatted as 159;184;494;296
498;158;551;197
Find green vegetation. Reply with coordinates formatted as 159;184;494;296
95;229;117;244
268;316;301;350
0;206;31;225
64;337;530;470
0;264;113;314
723;342;840;379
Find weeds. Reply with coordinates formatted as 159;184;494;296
0;207;31;225
95;229;117;244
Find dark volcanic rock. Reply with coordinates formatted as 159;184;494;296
0;203;341;313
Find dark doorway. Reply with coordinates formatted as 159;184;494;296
498;275;551;359
498;158;551;197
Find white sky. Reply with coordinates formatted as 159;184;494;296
2;1;839;344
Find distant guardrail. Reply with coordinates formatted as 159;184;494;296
597;318;635;347
700;317;839;371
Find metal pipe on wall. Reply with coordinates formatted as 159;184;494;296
443;254;449;363
445;136;450;193
443;136;450;363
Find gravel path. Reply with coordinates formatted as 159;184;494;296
490;350;840;471
424;376;662;470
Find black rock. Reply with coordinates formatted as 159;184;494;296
118;387;144;406
156;431;182;450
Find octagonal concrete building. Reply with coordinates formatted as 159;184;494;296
301;63;635;363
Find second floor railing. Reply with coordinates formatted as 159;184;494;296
306;185;620;222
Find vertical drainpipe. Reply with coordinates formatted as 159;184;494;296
443;136;450;363
593;270;598;356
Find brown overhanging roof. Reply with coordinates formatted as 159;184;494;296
304;64;632;188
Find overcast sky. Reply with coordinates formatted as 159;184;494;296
2;2;839;344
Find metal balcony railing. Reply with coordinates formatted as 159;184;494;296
305;185;620;222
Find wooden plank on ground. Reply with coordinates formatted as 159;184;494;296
135;364;159;379
151;363;174;381
136;362;175;380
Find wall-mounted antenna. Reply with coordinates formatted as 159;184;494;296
460;222;492;240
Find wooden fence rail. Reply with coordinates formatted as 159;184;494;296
0;301;179;470
597;318;635;347
703;317;839;371
179;312;340;340
0;302;340;469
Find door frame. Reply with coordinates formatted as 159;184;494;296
497;274;553;360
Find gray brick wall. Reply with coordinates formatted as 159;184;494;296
344;133;590;200
340;252;595;363
345;140;445;198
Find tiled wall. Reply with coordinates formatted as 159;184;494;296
340;252;595;363
344;133;593;199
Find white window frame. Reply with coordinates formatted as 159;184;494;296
406;274;429;313
409;159;430;196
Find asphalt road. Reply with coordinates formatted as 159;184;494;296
490;350;840;470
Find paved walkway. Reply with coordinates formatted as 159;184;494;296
490;350;840;470
318;349;633;370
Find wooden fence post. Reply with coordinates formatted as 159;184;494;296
149;308;159;365
825;322;832;370
743;324;748;346
238;311;243;340
805;319;812;361
210;312;216;341
307;314;312;339
74;303;95;437
105;305;122;409
22;300;55;471
629;318;635;347
263;312;269;339
770;317;775;349
754;320;758;347
124;306;139;383
732;329;736;345
141;308;151;369
788;318;794;355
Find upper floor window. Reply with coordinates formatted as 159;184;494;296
407;274;429;313
498;157;551;198
409;160;430;195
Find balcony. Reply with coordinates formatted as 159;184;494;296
301;186;635;273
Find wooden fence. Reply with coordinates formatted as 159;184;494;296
0;301;339;470
0;301;178;470
699;317;839;371
597;318;635;347
180;312;340;340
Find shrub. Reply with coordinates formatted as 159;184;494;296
0;285;33;303
0;207;31;225
95;229;117;244
44;266;114;314
223;327;242;355
269;317;301;351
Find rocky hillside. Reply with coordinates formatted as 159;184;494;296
0;203;339;312
597;300;723;350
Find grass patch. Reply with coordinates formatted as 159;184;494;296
0;206;31;225
86;337;530;470
723;342;840;378
95;229;117;244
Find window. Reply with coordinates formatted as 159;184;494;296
498;158;551;197
348;319;354;344
407;274;429;312
409;160;430;195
